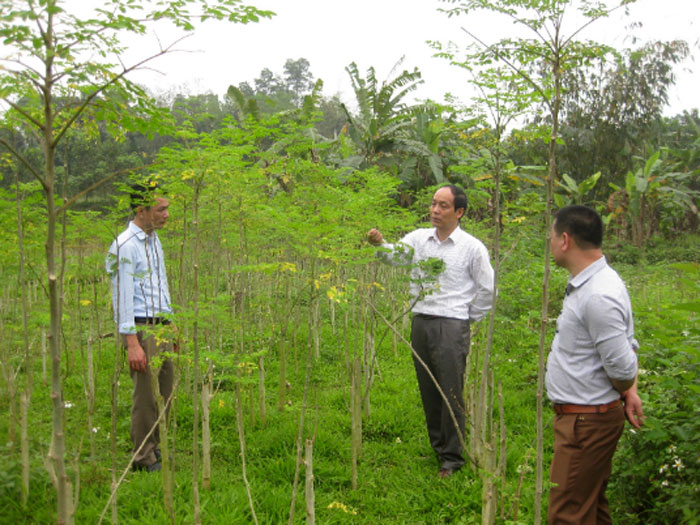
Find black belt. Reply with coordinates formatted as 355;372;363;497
412;313;465;321
413;313;441;320
134;317;170;325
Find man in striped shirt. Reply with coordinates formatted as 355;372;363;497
368;184;494;478
106;181;175;473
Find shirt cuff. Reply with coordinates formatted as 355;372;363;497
118;322;137;335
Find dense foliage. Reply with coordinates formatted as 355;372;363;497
0;0;698;523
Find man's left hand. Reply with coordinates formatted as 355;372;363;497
622;390;644;429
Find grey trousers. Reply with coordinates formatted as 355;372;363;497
411;314;470;471
125;329;174;467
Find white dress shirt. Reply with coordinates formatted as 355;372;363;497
379;226;494;321
546;256;638;405
106;221;172;334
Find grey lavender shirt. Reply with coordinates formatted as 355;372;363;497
378;226;494;321
546;256;638;405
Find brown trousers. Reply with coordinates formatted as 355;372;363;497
125;329;174;467
548;404;625;524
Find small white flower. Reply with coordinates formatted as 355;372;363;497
661;480;670;487
673;458;684;471
92;427;100;434
668;445;677;453
395;437;402;444
516;463;532;474
659;464;668;474
64;401;73;409
629;428;637;434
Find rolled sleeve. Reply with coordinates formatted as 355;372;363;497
586;295;638;381
107;244;137;335
376;241;414;267
468;245;495;322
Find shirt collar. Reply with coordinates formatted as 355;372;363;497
568;256;607;291
429;225;462;244
128;221;148;241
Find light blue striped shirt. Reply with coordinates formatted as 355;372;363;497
106;221;172;334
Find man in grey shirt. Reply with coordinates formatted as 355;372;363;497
546;205;644;524
368;184;494;478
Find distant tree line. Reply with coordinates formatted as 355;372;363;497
2;48;698;241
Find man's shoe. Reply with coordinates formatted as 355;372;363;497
133;460;161;473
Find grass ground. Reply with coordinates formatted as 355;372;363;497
1;236;698;523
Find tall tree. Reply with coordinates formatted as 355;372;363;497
254;67;283;97
171;92;225;134
550;40;689;193
438;0;638;521
283;57;315;105
0;1;271;522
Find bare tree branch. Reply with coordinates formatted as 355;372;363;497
0;137;48;191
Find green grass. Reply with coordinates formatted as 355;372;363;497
1;250;698;523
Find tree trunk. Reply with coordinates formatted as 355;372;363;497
535;45;561;525
350;355;362;490
192;187;202;524
235;381;258;524
150;366;174;524
15;168;33;506
201;361;212;490
305;439;315;524
258;354;266;427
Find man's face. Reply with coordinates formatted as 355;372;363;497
430;187;464;231
550;224;565;267
139;197;170;233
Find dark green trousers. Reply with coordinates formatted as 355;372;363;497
411;314;470;471
125;329;174;468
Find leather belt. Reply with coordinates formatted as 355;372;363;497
553;399;621;415
134;317;170;325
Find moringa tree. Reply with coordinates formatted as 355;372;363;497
0;1;271;522
437;0;639;521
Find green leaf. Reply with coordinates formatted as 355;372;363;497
670;262;699;274
643;150;661;177
578;171;601;194
560;173;578;193
672;302;700;313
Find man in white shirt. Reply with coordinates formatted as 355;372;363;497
106;181;175;473
546;205;644;524
368;185;494;478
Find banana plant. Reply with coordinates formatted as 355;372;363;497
554;171;601;207
340;60;423;170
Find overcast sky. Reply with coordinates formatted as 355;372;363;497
120;0;698;115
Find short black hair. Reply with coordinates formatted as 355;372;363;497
553;205;603;249
441;184;467;212
129;179;161;211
